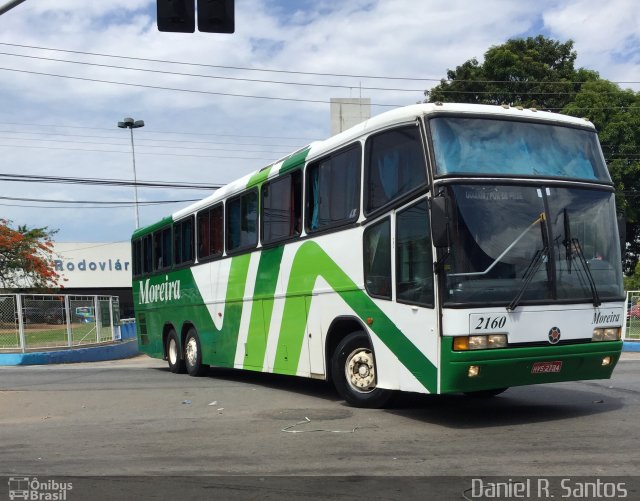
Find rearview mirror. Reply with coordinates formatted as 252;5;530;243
431;196;450;248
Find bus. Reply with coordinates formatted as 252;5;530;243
131;103;625;408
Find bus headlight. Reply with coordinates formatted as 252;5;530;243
592;328;621;342
453;334;508;351
488;335;508;348
468;336;487;350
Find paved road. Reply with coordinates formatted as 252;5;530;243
0;354;638;480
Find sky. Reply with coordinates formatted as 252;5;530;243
0;0;638;243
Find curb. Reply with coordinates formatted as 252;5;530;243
623;341;640;352
0;338;139;366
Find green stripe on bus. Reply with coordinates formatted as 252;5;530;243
275;241;437;392
280;147;310;174
243;246;285;369
246;166;273;189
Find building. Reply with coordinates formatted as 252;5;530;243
52;242;134;317
330;98;371;135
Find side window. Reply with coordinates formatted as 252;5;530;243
142;235;153;275
174;217;195;266
396;199;434;306
366;125;427;214
226;190;258;253
262;171;302;245
307;144;361;232
153;227;172;271
363;218;391;299
198;204;223;260
132;239;142;277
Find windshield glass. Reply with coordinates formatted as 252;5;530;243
430;117;610;182
444;184;623;306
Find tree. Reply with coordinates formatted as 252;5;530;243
426;35;599;110
563;81;640;273
0;219;60;291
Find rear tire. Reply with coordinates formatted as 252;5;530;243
184;328;208;377
331;331;392;408
166;329;186;374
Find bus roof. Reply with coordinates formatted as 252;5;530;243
133;103;595;239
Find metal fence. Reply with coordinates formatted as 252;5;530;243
624;290;640;342
0;294;120;352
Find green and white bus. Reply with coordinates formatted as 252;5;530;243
132;103;625;407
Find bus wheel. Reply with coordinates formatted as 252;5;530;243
184;328;208;377
331;331;392;408
464;388;509;398
167;330;186;374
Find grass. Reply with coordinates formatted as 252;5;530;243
0;322;114;350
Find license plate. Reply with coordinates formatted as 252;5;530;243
531;361;563;374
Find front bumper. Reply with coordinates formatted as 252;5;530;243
440;339;622;394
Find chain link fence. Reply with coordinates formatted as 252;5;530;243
0;294;120;352
625;291;640;341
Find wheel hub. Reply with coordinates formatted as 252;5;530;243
346;349;376;393
169;338;178;365
186;337;198;366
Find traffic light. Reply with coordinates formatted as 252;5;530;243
157;0;195;33
156;0;234;33
198;0;234;33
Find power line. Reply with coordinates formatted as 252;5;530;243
0;42;442;82
0;66;403;107
0;120;315;141
0;195;200;205
0;142;279;160
0;135;292;154
0;129;305;147
0;202;187;209
0;173;223;190
2;42;639;85
0;51;425;93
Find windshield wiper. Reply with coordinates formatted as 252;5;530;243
507;245;548;311
570;237;602;307
507;212;549;311
563;208;572;274
562;210;601;307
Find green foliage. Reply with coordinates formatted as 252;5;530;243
0;219;60;291
426;35;599;110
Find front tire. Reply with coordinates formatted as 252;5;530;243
331;331;392;408
166;329;186;374
184;328;208;377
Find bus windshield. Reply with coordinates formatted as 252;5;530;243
430;117;611;182
443;184;624;306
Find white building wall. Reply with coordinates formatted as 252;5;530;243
52;242;132;288
330;98;371;135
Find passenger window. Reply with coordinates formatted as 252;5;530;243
396;199;434;306
153;227;172;271
307;144;361;232
132;239;142;277
262;171;302;245
174;217;195;266
366;126;427;214
363;218;391;299
142;235;153;275
227;190;258;252
198;204;223;260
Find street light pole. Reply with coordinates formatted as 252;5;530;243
117;117;145;229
